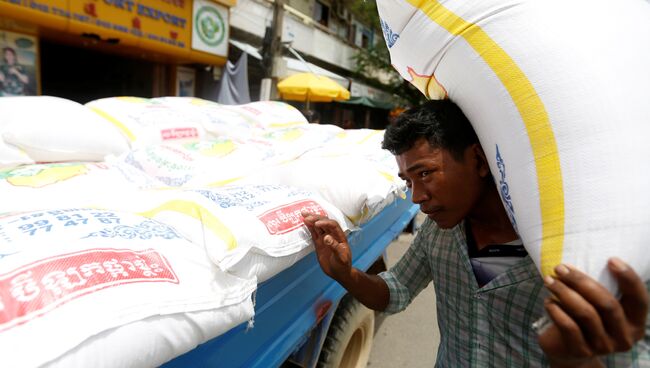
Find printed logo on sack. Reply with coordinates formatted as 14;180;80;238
161;127;199;140
258;200;327;235
195;5;226;47
496;145;518;232
380;18;399;48
0;248;178;330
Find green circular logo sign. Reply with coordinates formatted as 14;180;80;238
195;6;226;47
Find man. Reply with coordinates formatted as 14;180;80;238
302;99;649;367
0;47;29;96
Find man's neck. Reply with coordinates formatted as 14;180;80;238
466;183;519;251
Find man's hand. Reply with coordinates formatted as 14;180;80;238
302;211;352;282
538;258;649;368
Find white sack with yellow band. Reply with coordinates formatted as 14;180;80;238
377;0;650;293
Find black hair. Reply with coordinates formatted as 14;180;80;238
382;99;479;161
2;47;16;56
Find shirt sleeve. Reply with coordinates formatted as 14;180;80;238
379;218;435;314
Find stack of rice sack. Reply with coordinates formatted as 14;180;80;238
0;94;408;367
376;0;650;292
0;96;129;167
0;208;256;367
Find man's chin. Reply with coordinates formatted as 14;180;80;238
428;214;456;229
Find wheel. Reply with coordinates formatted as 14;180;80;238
317;295;375;368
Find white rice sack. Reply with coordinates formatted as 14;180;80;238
114;138;276;188
91;185;350;282
0;96;129;162
0;162;162;214
45;304;254;368
151;97;262;141
377;0;650;291
252;124;343;161
0;209;256;368
0;142;33;170
85;97;209;148
223;101;309;129
237;156;406;225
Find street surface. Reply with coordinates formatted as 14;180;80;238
367;214;440;368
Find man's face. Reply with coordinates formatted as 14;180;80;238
4;49;15;65
397;138;487;229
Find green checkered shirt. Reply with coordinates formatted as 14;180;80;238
379;217;650;367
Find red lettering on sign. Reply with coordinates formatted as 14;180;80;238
258;200;327;235
0;248;178;330
161;127;199;140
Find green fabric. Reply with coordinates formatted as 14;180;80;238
338;96;395;109
379;217;650;367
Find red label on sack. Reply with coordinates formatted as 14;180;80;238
258;200;327;235
0;248;178;330
161;127;199;140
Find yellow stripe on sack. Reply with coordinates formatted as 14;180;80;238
407;0;564;276
358;130;383;145
138;200;238;251
89;106;137;142
207;177;243;187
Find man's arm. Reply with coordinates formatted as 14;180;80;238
538;259;649;368
302;212;390;311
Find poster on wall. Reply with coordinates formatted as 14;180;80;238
176;66;196;97
191;0;229;57
0;30;38;96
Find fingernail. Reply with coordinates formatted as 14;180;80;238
609;257;628;272
543;275;554;286
555;264;570;276
324;237;332;245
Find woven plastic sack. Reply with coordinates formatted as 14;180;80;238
377;0;650;292
0;96;129;163
0;209;256;368
114;138;276;188
89;185;350;282
236;156;405;225
85;97;209;148
0;162;162;214
0;142;33;169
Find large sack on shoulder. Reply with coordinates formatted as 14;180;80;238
0;209;255;368
0;96;129;162
377;0;650;292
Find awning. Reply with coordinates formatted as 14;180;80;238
229;39;263;60
282;57;350;89
338;96;395;110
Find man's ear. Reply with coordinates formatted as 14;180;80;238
471;144;490;178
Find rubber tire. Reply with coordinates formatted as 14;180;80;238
317;295;375;368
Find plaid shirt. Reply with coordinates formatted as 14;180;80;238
379;217;650;367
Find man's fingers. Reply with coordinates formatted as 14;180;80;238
314;219;347;243
324;234;350;265
544;269;614;354
608;258;649;337
543;299;593;358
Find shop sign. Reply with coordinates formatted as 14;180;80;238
0;29;38;96
68;0;191;51
1;1;192;51
191;0;228;57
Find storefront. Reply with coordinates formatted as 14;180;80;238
0;0;234;102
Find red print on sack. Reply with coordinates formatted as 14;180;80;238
0;248;178;330
161;127;199;140
258;200;327;235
